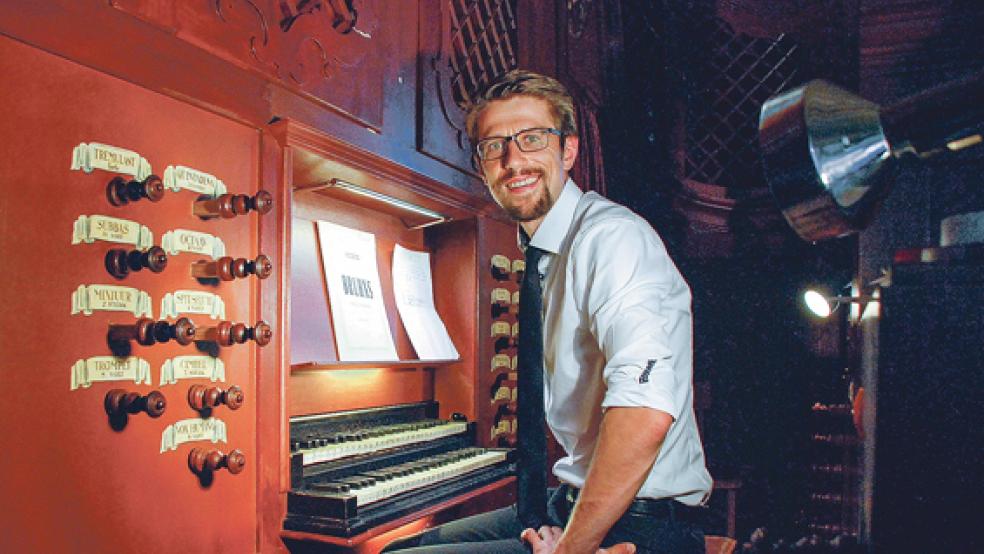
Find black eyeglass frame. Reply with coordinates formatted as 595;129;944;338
474;127;564;161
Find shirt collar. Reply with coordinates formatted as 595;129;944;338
519;178;582;254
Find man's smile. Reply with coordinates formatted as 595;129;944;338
498;172;542;194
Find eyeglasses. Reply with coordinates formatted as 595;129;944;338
475;127;563;161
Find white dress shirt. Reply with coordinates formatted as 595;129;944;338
524;179;712;506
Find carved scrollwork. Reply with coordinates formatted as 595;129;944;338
212;0;374;88
214;0;280;76
278;0;363;36
287;36;360;86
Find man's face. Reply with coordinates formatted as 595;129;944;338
475;96;578;234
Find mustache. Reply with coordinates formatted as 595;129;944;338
494;168;543;188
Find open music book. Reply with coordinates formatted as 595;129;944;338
316;220;398;361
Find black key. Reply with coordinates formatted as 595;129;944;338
311;482;350;493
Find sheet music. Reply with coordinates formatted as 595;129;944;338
316;221;398;361
392;244;459;360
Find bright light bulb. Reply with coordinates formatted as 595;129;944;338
804;289;832;318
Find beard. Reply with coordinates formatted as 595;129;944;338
494;169;556;223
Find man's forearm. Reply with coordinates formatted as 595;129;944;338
555;406;672;553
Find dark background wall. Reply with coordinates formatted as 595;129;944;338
594;0;984;541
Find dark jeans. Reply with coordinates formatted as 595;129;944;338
380;485;705;554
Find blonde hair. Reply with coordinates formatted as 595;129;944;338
465;70;578;145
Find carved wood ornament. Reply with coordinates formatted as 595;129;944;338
212;0;373;84
104;0;384;126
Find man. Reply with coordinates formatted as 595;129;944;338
383;70;711;554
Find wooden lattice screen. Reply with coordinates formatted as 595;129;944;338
682;17;802;189
447;0;518;110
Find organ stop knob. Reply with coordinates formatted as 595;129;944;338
188;384;244;411
106;175;165;206
108;317;195;346
104;389;167;418
194;190;273;219
191;254;272;281
188;448;245;476
195;320;272;347
493;336;517;353
491;303;517;318
105;246;168;279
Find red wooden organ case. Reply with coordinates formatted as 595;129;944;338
0;0;576;553
0;1;613;553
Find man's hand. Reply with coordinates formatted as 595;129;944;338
520;527;636;554
521;526;563;552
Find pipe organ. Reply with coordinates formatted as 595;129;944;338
0;0;616;552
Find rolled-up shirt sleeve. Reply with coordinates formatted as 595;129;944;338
571;217;690;420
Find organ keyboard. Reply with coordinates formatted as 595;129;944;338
294;419;469;465
284;401;515;538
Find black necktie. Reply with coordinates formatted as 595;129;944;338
516;244;547;529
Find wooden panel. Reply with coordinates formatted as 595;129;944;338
256;124;288;554
106;0;391;130
290;212;339;364
289;367;435;416
429;219;481;421
0;35;262;553
419;0;477;174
